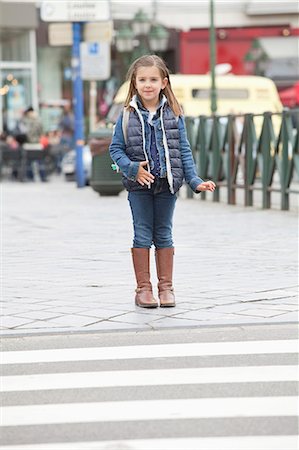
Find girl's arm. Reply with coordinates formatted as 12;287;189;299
178;116;204;192
109;114;140;181
178;117;216;193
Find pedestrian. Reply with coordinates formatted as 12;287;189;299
17;107;47;181
109;55;216;308
58;104;75;151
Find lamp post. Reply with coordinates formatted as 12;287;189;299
244;52;256;74
149;24;169;52
116;25;135;53
132;9;151;36
209;0;217;114
244;39;269;76
115;24;135;75
115;8;169;72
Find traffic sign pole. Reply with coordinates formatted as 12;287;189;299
72;22;85;188
40;1;111;189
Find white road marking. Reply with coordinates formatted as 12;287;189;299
2;365;298;392
0;436;298;450
1;339;298;365
1;396;297;427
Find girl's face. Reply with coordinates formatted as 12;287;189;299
134;65;168;109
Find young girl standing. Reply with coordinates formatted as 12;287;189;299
109;55;216;309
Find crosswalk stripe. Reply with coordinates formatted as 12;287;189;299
1;436;298;450
1;396;296;426
1;339;297;365
2;365;298;392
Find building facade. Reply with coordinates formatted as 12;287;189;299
180;27;299;89
0;1;39;133
0;0;298;133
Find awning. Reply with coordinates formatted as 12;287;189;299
246;0;299;15
259;37;299;83
260;36;299;59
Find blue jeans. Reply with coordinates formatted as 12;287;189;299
128;178;177;249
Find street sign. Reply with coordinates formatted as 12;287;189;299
41;1;110;22
80;42;111;80
48;23;72;46
84;21;113;43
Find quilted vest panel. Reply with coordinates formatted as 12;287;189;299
123;105;184;193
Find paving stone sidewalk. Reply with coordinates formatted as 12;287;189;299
2;177;298;335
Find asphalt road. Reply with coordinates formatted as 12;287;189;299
1;323;298;449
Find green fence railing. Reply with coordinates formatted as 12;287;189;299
185;109;299;211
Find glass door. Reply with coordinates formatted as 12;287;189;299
1;68;32;133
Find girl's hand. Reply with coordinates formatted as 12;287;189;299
136;161;155;186
196;180;216;192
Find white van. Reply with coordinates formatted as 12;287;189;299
107;74;283;127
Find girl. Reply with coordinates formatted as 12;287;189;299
109;55;216;309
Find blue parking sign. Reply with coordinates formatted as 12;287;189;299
88;43;99;54
80;41;110;80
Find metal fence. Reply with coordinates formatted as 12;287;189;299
185;109;299;211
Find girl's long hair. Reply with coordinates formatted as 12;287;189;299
124;55;182;116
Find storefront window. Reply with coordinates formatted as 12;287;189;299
0;31;31;62
1;69;32;132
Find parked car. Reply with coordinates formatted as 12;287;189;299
113;74;283;117
112;74;283;134
96;73;283;149
61;145;92;184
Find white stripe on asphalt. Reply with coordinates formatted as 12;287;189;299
2;365;298;392
1;436;298;450
1;339;298;365
1;397;296;426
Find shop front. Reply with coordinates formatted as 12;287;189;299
0;1;38;134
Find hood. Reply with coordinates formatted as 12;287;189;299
129;94;167;112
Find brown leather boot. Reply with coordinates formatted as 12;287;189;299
155;247;176;307
131;248;158;308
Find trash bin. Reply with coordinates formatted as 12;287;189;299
89;128;124;196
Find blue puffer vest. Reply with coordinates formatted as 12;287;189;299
123;96;184;194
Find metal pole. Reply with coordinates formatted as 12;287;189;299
29;30;39;113
152;0;157;23
89;80;97;133
72;22;85;188
0;71;3;134
209;0;217;114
